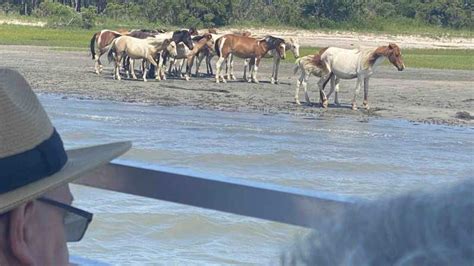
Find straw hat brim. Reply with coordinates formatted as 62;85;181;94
0;141;131;213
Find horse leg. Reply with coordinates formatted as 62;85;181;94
363;77;370;110
303;71;311;105
207;55;213;76
114;54;122;81
317;73;332;108
252;57;261;83
274;57;281;84
195;53;203;77
225;54;232;80
334;77;341;106
155;54;163;80
295;69;305;105
130;59;138;80
215;56;227;83
230;55;236;80
243;58;249;81
185;56;195;81
145;55;159;82
352;77;363;110
94;54;101;74
325;74;336;103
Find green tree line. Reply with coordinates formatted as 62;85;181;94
0;0;472;30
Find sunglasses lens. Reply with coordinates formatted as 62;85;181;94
64;211;91;242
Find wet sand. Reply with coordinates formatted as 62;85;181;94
1;45;473;126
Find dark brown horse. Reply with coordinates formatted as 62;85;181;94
214;35;286;83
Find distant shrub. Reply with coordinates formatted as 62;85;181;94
34;2;79;28
80;7;96;29
0;2;20;15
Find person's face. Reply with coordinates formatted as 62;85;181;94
31;185;73;265
6;185;73;265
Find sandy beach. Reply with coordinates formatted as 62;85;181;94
0;45;473;126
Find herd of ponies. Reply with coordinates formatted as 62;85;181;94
90;27;405;110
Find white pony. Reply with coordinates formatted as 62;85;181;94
107;36;177;82
317;43;405;110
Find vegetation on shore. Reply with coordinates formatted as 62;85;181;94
1;0;472;38
1;23;472;71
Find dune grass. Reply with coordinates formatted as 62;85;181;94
0;24;93;47
1;24;472;70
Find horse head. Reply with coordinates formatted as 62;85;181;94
287;37;300;58
163;39;178;57
188;27;199;36
265;36;286;59
173;30;194;51
387;43;405;71
202;33;214;49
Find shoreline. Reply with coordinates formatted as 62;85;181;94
1;45;473;127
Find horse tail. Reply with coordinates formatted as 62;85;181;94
107;38;118;64
90;32;98;60
312;47;329;69
215;37;222;57
293;58;301;75
322;72;334;90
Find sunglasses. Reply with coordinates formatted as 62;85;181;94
38;197;93;242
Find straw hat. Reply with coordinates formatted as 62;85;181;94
0;68;131;213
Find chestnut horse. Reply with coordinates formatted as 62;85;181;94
214;35;286;83
316;43;405;110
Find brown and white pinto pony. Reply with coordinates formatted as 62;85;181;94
242;37;300;84
194;30;225;77
316;43;405;110
167;33;214;80
90;29;126;74
293;53;327;105
214;35;286;83
107;36;177;82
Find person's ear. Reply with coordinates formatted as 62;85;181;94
8;202;35;265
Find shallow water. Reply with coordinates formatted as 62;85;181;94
39;95;473;265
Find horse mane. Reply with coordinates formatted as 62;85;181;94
310;47;329;68
263;36;285;50
368;45;391;66
192;35;205;42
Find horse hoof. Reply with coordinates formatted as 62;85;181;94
352;105;358;110
231;75;237;81
322;100;328;108
295;100;301;105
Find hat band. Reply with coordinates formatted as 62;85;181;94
0;129;68;194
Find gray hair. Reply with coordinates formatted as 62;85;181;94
281;179;474;266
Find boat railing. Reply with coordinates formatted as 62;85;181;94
74;160;356;228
